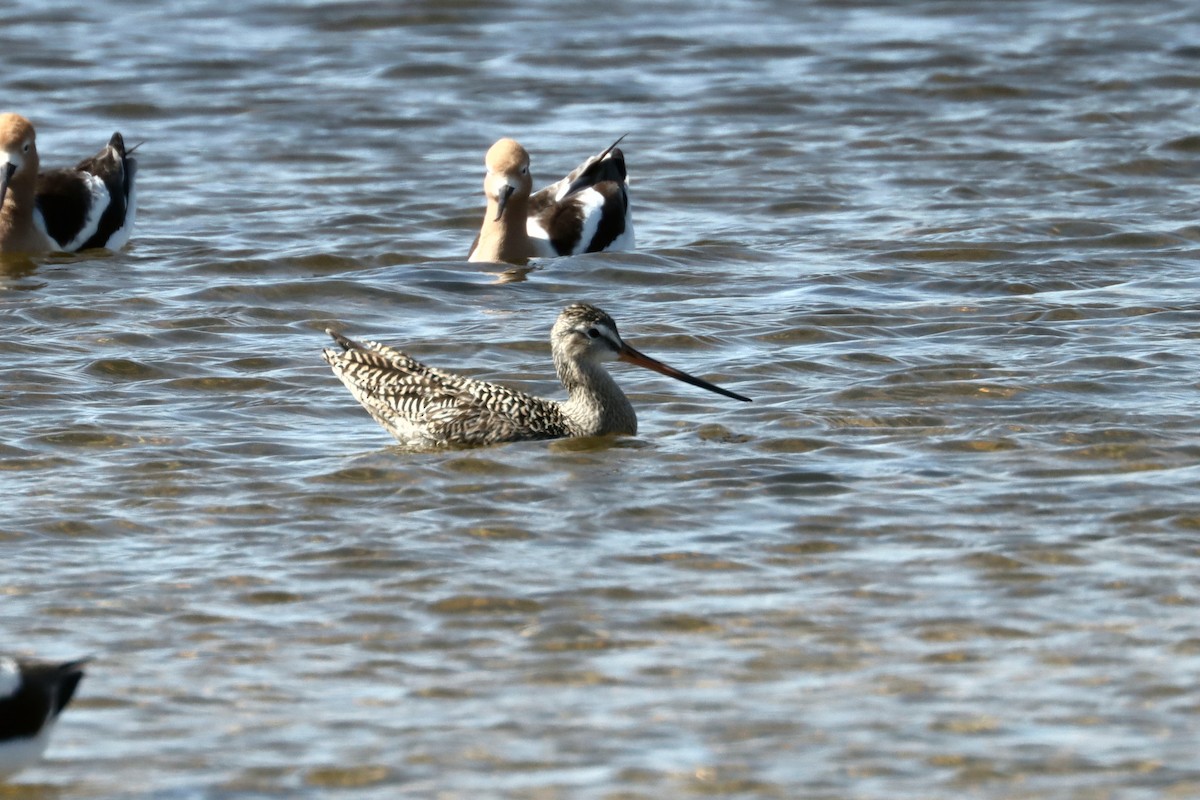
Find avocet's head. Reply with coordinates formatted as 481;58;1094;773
0;113;38;209
482;138;532;220
551;302;752;402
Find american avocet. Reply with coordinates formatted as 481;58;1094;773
467;137;633;265
322;303;749;448
0;113;138;255
0;657;87;780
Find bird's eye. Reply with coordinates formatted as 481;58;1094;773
22;143;29;152
586;327;600;339
520;165;528;175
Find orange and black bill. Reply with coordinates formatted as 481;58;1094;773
618;343;751;402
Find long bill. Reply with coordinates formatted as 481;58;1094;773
0;161;14;209
494;183;514;220
618;343;751;402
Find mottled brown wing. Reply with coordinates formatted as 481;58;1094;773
324;339;573;447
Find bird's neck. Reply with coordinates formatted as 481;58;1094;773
473;194;538;264
0;172;43;253
1;168;36;215
556;356;638;436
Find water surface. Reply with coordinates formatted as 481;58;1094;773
3;1;1200;797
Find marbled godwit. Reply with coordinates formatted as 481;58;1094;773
323;303;748;448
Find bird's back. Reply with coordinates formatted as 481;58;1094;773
0;659;86;742
529;146;632;256
323;335;576;447
36;133;137;251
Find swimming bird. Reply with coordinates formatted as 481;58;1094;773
0;657;88;781
467;137;633;264
322;303;749;448
0;113;138;255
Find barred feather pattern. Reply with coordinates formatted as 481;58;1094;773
323;337;579;447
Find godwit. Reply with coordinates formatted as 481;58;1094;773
467;137;633;265
0;113;138;255
0;657;87;780
322;303;749;448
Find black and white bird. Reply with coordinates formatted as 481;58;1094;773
467;137;633;264
0;656;88;780
0;112;138;255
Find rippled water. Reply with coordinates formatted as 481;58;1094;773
3;0;1200;797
